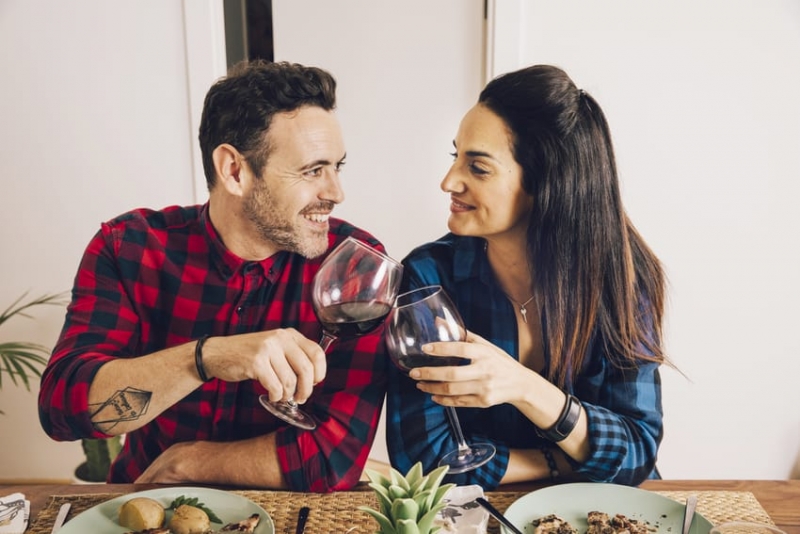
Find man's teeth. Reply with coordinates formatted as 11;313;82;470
304;213;330;223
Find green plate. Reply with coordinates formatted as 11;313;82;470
502;482;712;534
59;487;274;534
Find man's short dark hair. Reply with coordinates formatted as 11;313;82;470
198;60;337;189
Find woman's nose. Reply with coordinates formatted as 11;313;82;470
440;165;464;194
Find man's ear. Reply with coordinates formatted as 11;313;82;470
212;144;246;196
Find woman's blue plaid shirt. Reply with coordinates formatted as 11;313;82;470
386;233;663;489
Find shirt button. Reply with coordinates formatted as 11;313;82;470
236;307;243;314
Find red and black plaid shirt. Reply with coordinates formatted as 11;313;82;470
39;203;388;491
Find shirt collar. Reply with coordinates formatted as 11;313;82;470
452;235;496;288
201;203;285;282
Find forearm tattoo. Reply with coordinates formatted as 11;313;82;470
90;387;151;432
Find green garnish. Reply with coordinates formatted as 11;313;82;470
167;495;223;524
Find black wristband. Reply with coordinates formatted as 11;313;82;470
537;393;581;442
540;446;560;482
194;335;212;382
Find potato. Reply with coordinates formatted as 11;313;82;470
118;497;166;531
167;504;211;534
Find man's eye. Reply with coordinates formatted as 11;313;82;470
335;161;346;172
303;167;323;178
449;151;457;160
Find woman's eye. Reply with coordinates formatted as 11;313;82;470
469;162;490;176
449;151;457;160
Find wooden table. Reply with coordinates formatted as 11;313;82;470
2;479;798;533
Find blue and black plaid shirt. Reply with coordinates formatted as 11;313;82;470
386;233;663;488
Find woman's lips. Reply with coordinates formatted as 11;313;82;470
450;198;474;213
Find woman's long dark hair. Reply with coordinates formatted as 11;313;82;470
479;65;666;388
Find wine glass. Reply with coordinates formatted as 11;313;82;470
385;284;496;474
259;236;403;430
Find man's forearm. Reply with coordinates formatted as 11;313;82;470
89;341;202;434
137;434;289;489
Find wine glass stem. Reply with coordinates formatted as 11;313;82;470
318;332;337;352
445;406;471;456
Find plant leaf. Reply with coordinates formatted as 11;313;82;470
396;519;422;534
358;507;397;534
364;467;392;488
404;462;424;488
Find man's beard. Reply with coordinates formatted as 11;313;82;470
243;180;331;259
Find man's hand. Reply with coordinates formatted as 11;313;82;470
135;437;287;488
201;329;326;404
136;441;195;483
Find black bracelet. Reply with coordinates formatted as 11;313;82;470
536;393;582;442
540;446;560;482
194;335;212;382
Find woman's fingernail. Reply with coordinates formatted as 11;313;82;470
421;343;432;352
409;369;420;379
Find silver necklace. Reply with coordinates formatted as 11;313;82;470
506;294;536;324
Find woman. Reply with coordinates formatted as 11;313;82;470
386;65;667;489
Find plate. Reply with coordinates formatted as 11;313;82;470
59;487;274;534
502;483;712;534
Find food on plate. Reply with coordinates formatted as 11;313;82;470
123;529;171;534
532;511;655;534
586;511;653;534
532;514;579;534
168;495;223;524
167;504;212;534
220;513;262;532
118;497;166;531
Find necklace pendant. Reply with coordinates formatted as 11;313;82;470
519;305;528;324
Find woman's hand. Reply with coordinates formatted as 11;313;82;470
408;330;541;408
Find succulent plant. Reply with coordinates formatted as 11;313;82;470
359;462;454;534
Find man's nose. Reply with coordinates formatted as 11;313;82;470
321;169;345;204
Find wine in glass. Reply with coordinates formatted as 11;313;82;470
385;284;496;474
260;236;403;430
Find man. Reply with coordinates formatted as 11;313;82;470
38;60;389;491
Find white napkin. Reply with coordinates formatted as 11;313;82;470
435;485;490;534
0;493;30;534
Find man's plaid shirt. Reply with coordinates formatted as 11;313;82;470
39;204;388;491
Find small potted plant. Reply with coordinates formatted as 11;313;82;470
74;435;123;482
359;462;454;534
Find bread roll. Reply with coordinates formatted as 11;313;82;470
118;497;166;531
167;504;212;534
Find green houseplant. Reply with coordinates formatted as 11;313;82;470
359;462;454;534
0;291;68;414
0;290;122;481
74;435;123;482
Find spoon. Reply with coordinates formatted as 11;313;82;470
475;497;524;534
682;494;698;534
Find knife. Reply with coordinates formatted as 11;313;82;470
51;502;71;533
682;494;698;534
295;506;310;534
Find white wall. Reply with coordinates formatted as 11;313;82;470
1;0;798;482
0;0;198;480
497;0;800;478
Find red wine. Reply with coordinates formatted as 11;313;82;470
394;352;471;373
317;302;392;337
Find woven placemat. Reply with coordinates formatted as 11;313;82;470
27;489;774;534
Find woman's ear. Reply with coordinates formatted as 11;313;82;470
212;144;246;196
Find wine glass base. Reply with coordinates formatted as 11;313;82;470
439;442;496;474
259;395;317;430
